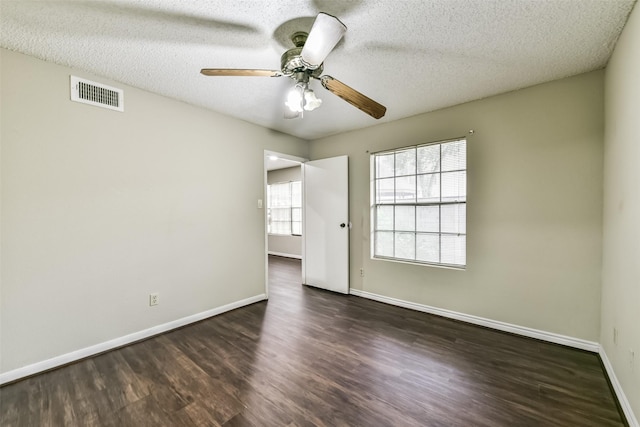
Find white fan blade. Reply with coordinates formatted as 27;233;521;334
301;13;346;69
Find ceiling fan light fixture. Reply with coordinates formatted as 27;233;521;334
303;88;322;111
301;13;346;69
285;84;305;113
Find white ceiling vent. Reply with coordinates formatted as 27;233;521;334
70;76;124;112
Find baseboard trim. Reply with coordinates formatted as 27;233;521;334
599;347;639;427
349;289;599;352
268;251;302;260
0;294;267;386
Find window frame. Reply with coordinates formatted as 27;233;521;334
267;180;302;236
370;137;467;269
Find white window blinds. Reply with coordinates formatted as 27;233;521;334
372;138;467;267
267;181;302;236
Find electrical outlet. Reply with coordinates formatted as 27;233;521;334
613;328;618;345
149;293;159;306
360;268;364;277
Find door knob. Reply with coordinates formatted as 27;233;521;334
340;223;346;228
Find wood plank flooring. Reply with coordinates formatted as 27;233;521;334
0;255;626;426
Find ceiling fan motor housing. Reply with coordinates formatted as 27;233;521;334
281;33;323;79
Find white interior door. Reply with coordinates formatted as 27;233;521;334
303;155;349;294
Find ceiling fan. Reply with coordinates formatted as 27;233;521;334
201;13;386;120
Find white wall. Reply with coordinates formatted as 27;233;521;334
267;166;302;258
0;49;308;374
602;2;640;421
310;70;604;342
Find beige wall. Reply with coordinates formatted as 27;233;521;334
267;166;302;257
310;70;604;341
603;2;640;420
0;49;308;373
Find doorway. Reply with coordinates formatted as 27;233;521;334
264;150;306;298
264;151;350;298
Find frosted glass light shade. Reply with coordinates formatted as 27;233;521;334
304;89;322;111
285;86;304;113
301;13;346;69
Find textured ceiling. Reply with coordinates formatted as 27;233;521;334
0;0;635;140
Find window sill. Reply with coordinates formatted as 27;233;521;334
371;255;466;271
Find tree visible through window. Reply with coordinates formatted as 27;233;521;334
267;181;302;235
372;138;466;267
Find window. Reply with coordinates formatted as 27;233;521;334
372;138;466;267
267;181;302;235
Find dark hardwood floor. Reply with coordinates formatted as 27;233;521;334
0;255;626;426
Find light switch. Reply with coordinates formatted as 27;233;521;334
257;199;263;209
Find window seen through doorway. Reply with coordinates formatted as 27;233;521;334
267;181;302;235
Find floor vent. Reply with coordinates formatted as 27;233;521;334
70;76;124;112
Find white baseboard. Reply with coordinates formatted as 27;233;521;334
349;289;599;352
0;294;267;386
599;347;639;427
268;251;302;260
